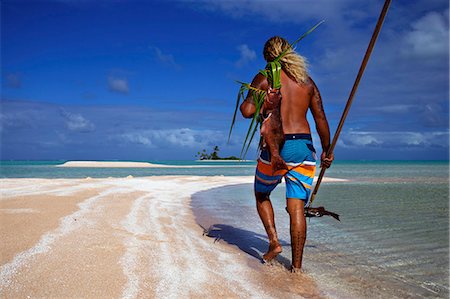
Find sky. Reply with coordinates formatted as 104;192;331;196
1;0;449;161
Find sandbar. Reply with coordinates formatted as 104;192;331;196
0;176;336;298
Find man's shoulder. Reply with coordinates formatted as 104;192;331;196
251;73;269;89
306;76;317;88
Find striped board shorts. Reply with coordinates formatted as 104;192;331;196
254;134;317;205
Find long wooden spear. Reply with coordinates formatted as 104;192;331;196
308;0;392;207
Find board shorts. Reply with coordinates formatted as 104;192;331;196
254;134;317;205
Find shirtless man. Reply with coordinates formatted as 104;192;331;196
240;36;334;271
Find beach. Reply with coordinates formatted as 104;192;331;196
1;161;448;298
0;175;333;298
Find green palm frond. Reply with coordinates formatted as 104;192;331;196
228;81;266;158
266;61;282;89
228;20;325;159
228;81;266;144
228;83;247;143
241;112;261;158
258;69;268;77
240;89;265;158
275;20;325;63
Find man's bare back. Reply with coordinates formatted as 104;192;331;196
240;70;330;157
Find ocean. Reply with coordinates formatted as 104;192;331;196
1;160;448;298
0;160;257;178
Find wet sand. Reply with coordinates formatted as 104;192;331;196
0;176;339;298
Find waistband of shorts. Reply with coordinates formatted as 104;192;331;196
284;134;312;140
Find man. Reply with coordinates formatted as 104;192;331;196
240;36;334;271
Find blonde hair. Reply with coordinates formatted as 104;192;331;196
263;36;309;83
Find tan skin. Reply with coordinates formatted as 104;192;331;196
240;70;334;270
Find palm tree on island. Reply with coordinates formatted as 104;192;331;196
195;146;240;160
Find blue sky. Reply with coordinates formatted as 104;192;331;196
1;0;449;161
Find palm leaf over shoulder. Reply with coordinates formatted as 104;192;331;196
228;20;324;159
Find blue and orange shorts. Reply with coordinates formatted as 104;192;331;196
254;134;317;205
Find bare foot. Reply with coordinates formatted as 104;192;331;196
291;266;304;274
262;241;282;263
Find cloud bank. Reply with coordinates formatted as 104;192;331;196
114;128;224;148
1;100;448;160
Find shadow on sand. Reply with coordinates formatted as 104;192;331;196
200;223;293;269
193;184;314;271
200;224;324;298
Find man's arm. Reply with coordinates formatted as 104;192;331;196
240;73;268;118
309;77;334;168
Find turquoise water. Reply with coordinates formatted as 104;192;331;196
192;161;449;298
0;160;256;178
1;160;447;179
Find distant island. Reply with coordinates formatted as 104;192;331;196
195;146;240;161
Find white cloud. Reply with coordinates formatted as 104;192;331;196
347;133;381;146
235;44;256;67
339;131;449;148
150;46;180;70
115;128;224;148
108;76;129;94
403;10;449;58
371;104;418;113
60;109;95;132
119;133;154;147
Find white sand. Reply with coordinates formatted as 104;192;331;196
0;176;331;298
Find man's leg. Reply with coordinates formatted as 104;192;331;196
255;191;282;262
286;197;307;270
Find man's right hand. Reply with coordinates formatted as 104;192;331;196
320;152;334;168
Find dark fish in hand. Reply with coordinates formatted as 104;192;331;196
304;206;340;221
260;88;288;173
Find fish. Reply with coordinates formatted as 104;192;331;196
304;206;340;221
260;87;288;173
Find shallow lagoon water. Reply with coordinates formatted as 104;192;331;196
192;161;449;298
